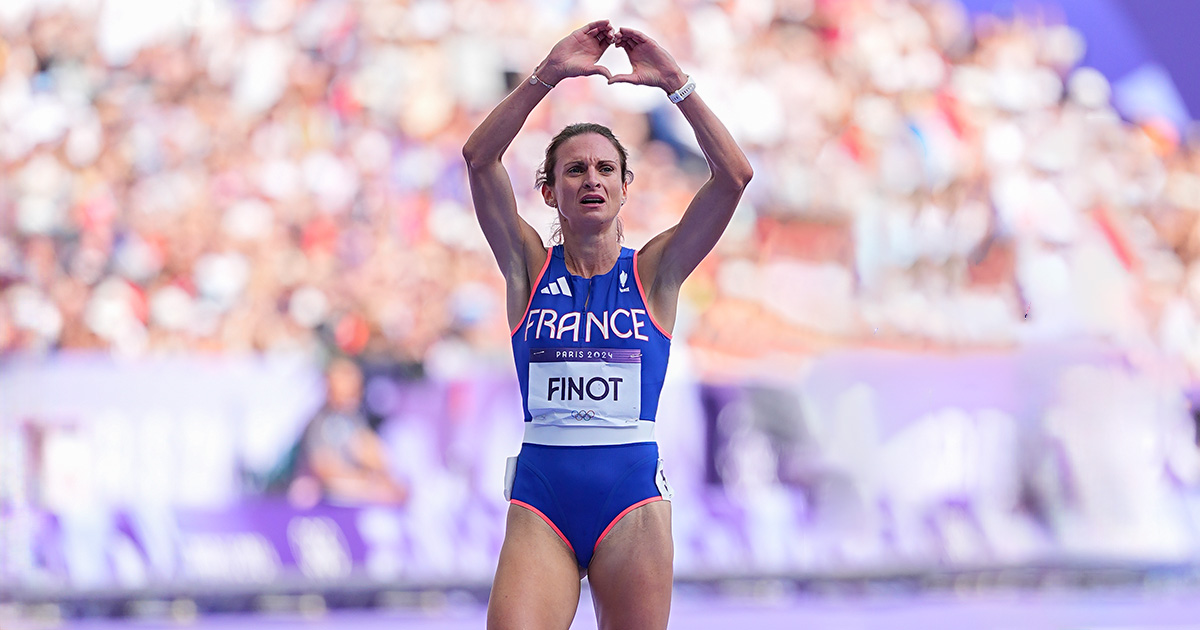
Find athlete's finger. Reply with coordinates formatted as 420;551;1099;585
580;19;611;35
619;27;651;45
583;65;613;81
607;73;638;85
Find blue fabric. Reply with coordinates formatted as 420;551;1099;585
512;245;672;424
510;442;661;568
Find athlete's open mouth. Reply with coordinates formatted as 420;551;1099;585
580;194;605;205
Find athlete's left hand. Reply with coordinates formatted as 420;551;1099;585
608;27;689;95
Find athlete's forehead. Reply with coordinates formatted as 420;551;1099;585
555;133;620;165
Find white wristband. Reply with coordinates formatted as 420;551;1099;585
668;76;695;103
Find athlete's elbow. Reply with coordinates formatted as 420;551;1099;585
720;161;753;190
461;138;498;170
734;163;754;189
461;142;485;169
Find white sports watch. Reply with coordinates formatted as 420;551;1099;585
668;76;696;103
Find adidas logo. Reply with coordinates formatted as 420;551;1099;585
540;276;573;296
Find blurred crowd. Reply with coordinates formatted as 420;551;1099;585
7;0;1200;585
2;0;1200;381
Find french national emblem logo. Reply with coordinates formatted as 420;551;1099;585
540;276;573;297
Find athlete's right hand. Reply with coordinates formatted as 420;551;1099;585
536;20;615;85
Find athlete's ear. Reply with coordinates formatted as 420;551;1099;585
541;183;557;208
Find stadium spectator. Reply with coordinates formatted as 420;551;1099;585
289;355;409;506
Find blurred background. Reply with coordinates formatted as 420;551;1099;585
4;0;1200;627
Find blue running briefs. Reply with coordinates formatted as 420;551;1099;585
508;442;667;568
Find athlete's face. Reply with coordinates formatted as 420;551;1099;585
544;133;628;231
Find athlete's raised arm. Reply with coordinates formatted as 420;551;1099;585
462;20;616;328
610;28;753;332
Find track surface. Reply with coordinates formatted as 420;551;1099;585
13;587;1200;629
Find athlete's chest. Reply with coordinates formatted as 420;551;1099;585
521;263;652;346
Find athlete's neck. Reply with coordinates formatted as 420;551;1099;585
561;234;620;278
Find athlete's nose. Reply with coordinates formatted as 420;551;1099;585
582;168;600;188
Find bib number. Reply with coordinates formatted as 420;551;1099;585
528;348;641;426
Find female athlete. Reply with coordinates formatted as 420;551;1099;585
462;19;752;630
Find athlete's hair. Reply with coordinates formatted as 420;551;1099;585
536;123;633;244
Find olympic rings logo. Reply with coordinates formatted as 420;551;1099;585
571;410;597;421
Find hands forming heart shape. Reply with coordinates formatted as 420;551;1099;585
537;19;689;96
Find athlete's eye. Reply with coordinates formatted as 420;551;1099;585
567;165;584;174
600;164;615;173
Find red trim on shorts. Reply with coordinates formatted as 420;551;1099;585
510;247;555;337
510;499;575;553
631;249;672;339
593;496;663;554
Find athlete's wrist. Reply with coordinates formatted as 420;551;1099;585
534;60;565;87
661;71;688;95
666;76;695;104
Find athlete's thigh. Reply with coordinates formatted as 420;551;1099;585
488;504;582;630
587;500;673;630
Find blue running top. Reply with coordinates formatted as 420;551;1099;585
511;245;672;432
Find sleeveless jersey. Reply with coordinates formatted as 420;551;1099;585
511;245;672;429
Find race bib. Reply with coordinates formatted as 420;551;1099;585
527;348;641;426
